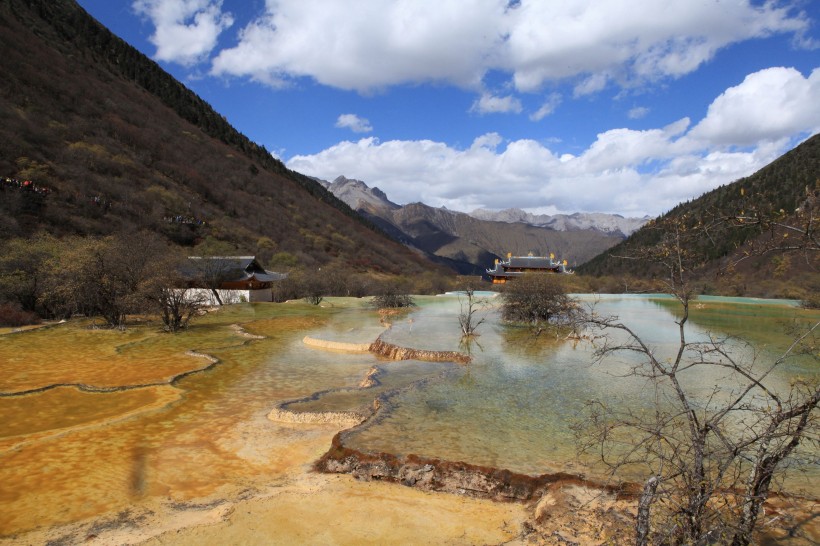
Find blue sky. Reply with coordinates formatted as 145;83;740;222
76;1;819;217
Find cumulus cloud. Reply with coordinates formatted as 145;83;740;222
578;118;690;173
211;0;504;90
288;67;819;216
573;73;610;97
689;67;820;146
506;1;806;92
207;0;807;96
129;1;817;216
133;0;233;65
287;131;791;216
470;93;523;115
471;133;504;151
335;114;373;133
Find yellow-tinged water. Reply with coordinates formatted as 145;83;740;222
0;385;182;442
0;300;385;535
0;321;207;392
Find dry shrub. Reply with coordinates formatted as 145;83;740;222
0;302;41;327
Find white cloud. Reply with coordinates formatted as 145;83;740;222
128;1;816;217
689;67;820;146
470;93;523;115
628;106;650;119
506;0;806;92
578;119;690;173
133;0;233;65
573;73;610;97
530;93;562;121
335;114;373;133
211;0;504;91
288;131;793;216
287;66;818;217
206;0;807;97
471;133;504;151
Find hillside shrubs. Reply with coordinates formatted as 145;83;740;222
801;289;820;309
369;282;416;309
0;0;443;282
578;136;820;293
0;232;201;330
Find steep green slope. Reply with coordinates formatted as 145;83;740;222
0;0;438;276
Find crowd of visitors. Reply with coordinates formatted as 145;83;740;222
2;176;51;195
4;176;207;226
164;214;205;226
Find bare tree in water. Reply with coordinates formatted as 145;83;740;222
575;192;819;545
457;282;490;338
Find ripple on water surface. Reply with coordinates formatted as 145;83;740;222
347;294;819;490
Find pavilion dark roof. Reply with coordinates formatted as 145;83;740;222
183;256;286;284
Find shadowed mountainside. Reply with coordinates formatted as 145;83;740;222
0;0;441;277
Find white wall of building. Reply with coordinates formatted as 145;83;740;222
183;288;272;305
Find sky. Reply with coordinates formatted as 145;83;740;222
75;0;820;218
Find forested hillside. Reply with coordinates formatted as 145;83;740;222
0;0;438;278
579;134;819;298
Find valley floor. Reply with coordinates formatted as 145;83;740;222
4;418;533;545
1;300;817;545
5;416;816;545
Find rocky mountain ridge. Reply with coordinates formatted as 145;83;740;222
323;176;649;237
469;208;650;237
318;176;400;212
320;175;629;274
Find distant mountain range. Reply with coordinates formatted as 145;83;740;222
469;208;650;238
319;132;818;294
318;176;648;274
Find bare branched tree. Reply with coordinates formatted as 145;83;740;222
150;285;208;332
44;233;169;328
458;285;490;338
0;233;61;316
575;208;819;545
141;253;208;332
187;256;235;306
298;269;327;305
369;281;415;310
